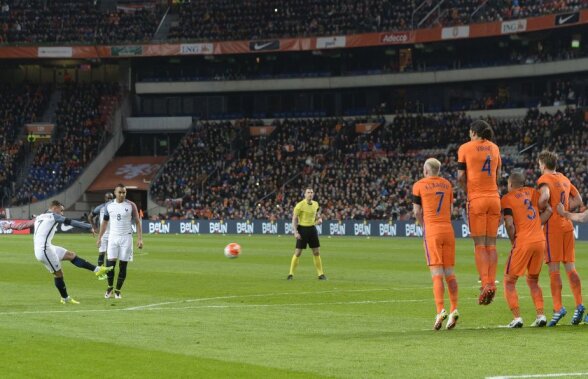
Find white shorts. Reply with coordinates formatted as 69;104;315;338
107;235;133;262
35;245;67;273
99;234;109;253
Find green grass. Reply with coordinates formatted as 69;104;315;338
1;234;588;378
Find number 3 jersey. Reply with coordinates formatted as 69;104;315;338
457;139;501;201
537;172;579;234
501;187;545;244
104;200;136;236
412;176;454;236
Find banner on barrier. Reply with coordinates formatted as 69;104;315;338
3;219;586;240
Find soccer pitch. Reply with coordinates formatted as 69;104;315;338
1;234;588;379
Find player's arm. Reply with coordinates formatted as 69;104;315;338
539;204;553;225
53;214;94;232
2;219;35;230
502;210;515;244
97;210;109;246
557;203;588;223
412;203;424;226
457;167;466;191
537;183;550;211
131;201;143;249
457;147;467;191
569;185;583;211
292;207;301;240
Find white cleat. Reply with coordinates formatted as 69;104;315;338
507;317;523;328
446;309;460;330
530;315;547;327
433;309;447;330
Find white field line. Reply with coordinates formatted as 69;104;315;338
487;373;588;379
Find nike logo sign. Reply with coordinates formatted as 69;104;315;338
254;42;274;50
558;14;576;24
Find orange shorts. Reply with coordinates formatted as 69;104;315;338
467;197;501;238
424;231;455;267
545;229;576;263
505;240;545;277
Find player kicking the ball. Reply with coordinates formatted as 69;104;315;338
2;200;112;304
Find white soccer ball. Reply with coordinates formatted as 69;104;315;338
224;243;241;259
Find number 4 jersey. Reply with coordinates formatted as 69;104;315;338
457;140;501;201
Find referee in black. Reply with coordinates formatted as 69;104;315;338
287;187;326;280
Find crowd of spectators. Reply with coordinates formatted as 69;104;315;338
0;0;162;44
169;0;588;42
1;0;587;44
13;83;120;205
152;108;587;222
0;84;49;204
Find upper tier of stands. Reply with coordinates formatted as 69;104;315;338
0;0;586;44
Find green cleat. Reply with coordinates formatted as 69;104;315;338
60;297;80;304
95;265;113;280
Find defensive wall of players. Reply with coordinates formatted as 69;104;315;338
3;219;588;240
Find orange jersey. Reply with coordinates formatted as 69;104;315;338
537;172;579;233
457;140;501;200
412;176;453;235
501;187;545;244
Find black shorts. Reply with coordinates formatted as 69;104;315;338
296;225;320;249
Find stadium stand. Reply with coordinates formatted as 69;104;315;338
1;0;162;44
13;83;120;205
150;108;587;221
169;0;588;41
0;84;50;204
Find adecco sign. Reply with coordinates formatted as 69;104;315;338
379;32;410;45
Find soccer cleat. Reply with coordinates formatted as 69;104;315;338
104;287;114;299
318;274;327;280
571;304;585;325
530;315;547;327
114;290;122;299
478;284;496;305
433;309;447;330
547;307;567;327
287;274;293;280
95;265;113;280
60;296;80;305
446;309;460;330
507;317;523;328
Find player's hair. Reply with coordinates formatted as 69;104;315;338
305;187;313;192
424;158;441;175
105;192;114;200
114;183;126;191
50;200;63;208
508;170;525;187
537;150;558;170
470;120;494;141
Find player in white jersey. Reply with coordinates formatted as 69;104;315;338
88;192;114;266
97;183;143;299
2;200;112;304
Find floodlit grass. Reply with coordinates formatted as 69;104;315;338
1;234;588;378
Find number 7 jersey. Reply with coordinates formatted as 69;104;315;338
457;140;501;200
412;176;454;235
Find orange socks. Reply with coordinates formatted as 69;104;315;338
446;274;458;312
503;275;520;317
474;245;487;285
567;269;583;307
526;274;544;315
486;246;498;286
432;274;445;313
549;271;563;311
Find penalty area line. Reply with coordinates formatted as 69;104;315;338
487;373;588;379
